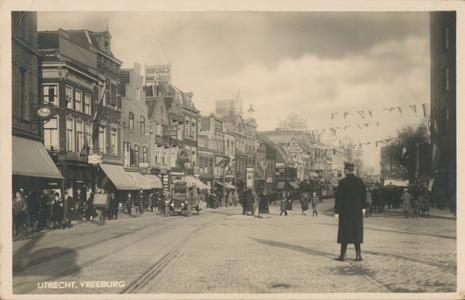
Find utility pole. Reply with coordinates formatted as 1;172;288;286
222;134;226;207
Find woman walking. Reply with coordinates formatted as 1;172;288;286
300;193;309;215
258;192;270;218
310;192;320;216
280;193;288;216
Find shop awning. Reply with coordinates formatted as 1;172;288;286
276;182;285;189
289;182;300;189
186;176;209;189
126;172;153;190
145;174;163;189
99;164;139;190
12;136;64;179
225;182;237;189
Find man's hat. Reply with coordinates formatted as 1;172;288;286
344;161;355;167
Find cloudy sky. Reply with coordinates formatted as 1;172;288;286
36;10;431;169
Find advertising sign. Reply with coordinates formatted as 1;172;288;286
88;154;103;164
164;125;177;137
145;64;171;83
36;104;54;120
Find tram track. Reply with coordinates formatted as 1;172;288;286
14;209;234;293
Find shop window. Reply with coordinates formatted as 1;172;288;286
44;117;58;150
43;84;58;107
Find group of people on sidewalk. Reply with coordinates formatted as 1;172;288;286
241;189;271;218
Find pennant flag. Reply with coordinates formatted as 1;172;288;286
376;122;380;127
331;112;338;120
368;110;372;117
364;123;369;127
330;128;336;134
344;112;349;119
343;125;349;131
333;148;336;155
322;129;325;133
366;142;371;145
357;125;362;130
397;107;403;118
389;107;395;112
375;141;378;147
409;105;417;114
357;110;365;119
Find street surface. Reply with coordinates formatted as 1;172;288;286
12;199;457;296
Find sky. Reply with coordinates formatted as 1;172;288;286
36;10;431;171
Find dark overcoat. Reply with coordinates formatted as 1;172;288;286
334;173;367;244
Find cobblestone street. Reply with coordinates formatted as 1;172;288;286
12;199;457;297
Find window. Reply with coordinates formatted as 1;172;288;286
445;67;450;92
111;84;117;106
134;145;140;164
124;142;130;166
75;90;82;112
84;94;91;114
76;121;84;153
185;120;189;138
140;116;145;134
136;88;140;102
66;119;74;152
105;90;110;107
142;146;147;163
111;128;117;155
129;112;134;131
43;84;58;106
66;86;73;108
84;123;91;153
44;117;58;150
99;126;105;153
19;67;29;120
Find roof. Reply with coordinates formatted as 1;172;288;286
38;31;59;49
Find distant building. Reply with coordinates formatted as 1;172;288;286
430;11;456;201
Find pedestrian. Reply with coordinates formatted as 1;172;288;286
280;193;288;216
108;192;118;220
258;192;270;218
51;192;63;230
334;162;367;262
417;191;427;217
86;192;97;221
401;188;413;219
127;192;134;217
13;190;28;238
365;189;372;217
61;191;74;229
136;188;146;217
28;191;41;232
245;189;254;215
39;190;51;229
422;190;431;216
300;193;309;215
148;190;153;212
286;192;293;215
310;192;320;217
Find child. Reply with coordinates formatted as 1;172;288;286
310;192;319;216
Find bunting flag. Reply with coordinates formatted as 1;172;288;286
376;122;380;127
357;110;365;119
366;142;371;145
368;110;372;117
330;128;336;134
422;103;428;118
364;123;369;127
331;113;338;120
344;112;349;119
383;107;395;112
343;125;350;131
357;125;362;130
397;107;403;118
375;141;378;147
409;105;417;114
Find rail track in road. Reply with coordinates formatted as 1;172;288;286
14;209;237;294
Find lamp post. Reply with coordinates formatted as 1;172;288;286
222;134;226;207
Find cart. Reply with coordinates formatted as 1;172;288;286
93;193;109;226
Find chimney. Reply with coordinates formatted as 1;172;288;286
134;62;141;76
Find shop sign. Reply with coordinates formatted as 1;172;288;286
139;163;149;168
36;104;54;120
288;146;301;153
177;149;189;161
164;125;177;137
145;63;171;83
88;154;103;164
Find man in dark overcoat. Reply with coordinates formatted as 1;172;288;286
334;162;367;262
